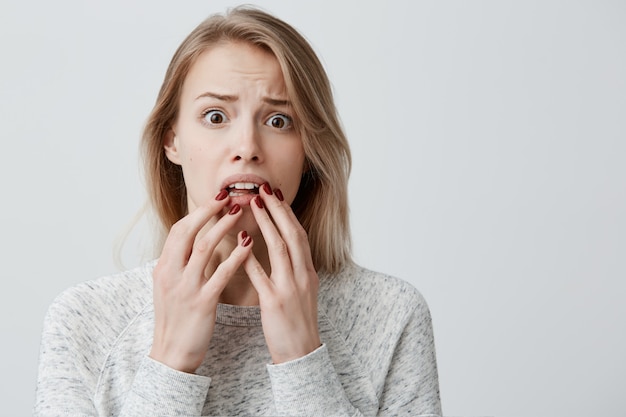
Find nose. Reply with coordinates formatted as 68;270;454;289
232;121;262;163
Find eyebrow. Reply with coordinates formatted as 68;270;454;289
263;97;291;107
195;91;291;107
195;92;237;101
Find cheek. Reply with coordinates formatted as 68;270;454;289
180;147;222;202
277;155;306;199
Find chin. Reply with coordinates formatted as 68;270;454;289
233;207;261;236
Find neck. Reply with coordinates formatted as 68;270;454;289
207;232;270;306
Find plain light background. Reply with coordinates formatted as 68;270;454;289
1;0;624;416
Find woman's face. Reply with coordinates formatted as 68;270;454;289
165;41;305;233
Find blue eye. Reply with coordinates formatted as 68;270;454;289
266;114;292;130
203;110;228;125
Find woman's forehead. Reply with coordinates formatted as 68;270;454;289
182;42;289;100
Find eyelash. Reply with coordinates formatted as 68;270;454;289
266;114;293;130
201;109;228;126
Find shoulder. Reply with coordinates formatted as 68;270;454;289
44;261;155;344
317;264;437;393
318;263;433;355
319;263;431;321
36;262;157;407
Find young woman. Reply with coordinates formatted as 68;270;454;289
35;6;441;416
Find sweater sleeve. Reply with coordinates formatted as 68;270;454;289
33;290;210;417
266;344;360;416
34;296;100;417
266;301;441;417
377;301;442;416
118;356;210;416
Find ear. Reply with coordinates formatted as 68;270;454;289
163;129;182;165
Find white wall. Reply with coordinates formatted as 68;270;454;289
1;1;624;415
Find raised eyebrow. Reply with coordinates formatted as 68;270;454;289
195;92;237;101
194;93;290;107
263;97;291;107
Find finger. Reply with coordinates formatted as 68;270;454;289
160;191;231;267
202;230;255;299
258;185;315;274
185;204;244;279
242;247;273;297
249;194;293;281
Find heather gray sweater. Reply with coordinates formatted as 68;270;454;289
34;261;441;416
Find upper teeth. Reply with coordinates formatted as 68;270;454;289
228;182;259;190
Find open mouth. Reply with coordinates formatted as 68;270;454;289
226;182;260;197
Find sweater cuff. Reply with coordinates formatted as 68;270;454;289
123;355;210;416
266;344;355;415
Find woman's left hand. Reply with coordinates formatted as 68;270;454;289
243;183;322;364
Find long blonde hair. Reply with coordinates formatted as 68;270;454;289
142;6;352;273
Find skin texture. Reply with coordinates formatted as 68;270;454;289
150;41;321;372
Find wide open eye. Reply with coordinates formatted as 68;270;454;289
203;109;228;125
266;114;292;130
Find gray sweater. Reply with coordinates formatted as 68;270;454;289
34;261;441;416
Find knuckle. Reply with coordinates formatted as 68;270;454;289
272;198;285;210
291;226;308;242
192;238;210;254
169;221;190;239
272;240;289;256
251;262;266;277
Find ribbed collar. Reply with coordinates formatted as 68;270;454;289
215;303;262;326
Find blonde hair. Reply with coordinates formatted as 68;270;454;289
142;6;352;273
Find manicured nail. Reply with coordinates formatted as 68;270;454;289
241;230;248;240
255;196;264;209
229;204;241;215
215;189;228;201
262;183;273;195
242;236;252;247
274;188;284;202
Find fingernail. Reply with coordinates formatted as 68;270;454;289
215;189;228;201
262;183;273;195
274;188;284;202
242;236;252;247
255;196;264;209
229;204;241;215
241;230;248;240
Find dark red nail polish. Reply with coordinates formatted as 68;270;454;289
241;230;248;240
262;183;273;195
255;196;264;209
215;189;228;201
242;236;252;247
274;188;284;202
229;204;241;215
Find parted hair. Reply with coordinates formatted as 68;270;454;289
142;6;352;274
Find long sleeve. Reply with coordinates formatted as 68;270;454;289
34;296;100;416
118;356;210;416
376;301;441;416
270;317;440;416
266;281;441;416
267;344;359;416
313;265;442;416
34;288;211;417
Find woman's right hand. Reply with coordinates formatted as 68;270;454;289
148;191;253;373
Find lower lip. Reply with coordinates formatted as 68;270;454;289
227;192;258;207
